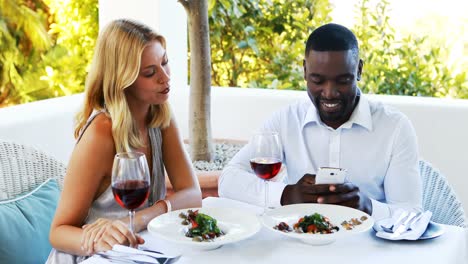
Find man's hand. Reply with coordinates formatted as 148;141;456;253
280;174;372;215
280;174;318;204
81;218;144;255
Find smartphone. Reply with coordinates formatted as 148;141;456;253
315;167;347;184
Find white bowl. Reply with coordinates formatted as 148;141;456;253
260;203;374;245
147;207;261;250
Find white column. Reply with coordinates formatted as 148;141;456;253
98;0;188;90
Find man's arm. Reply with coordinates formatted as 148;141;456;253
373;115;422;220
218;111;287;207
218;145;287;207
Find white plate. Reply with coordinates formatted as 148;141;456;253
261;203;374;245
373;221;445;240
147;207;261;250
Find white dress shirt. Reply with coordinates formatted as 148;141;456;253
218;95;422;220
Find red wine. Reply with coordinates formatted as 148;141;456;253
112;180;150;210
250;158;282;180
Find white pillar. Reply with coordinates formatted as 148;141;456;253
98;0;188;90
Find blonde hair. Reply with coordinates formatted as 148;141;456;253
75;19;171;153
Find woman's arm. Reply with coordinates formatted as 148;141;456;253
161;118;202;208
78;118;202;252
121;118;202;236
49;114;117;255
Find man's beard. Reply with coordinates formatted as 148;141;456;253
316;96;349;123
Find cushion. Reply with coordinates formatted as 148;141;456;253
0;178;60;264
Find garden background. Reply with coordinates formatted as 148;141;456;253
1;0;467;107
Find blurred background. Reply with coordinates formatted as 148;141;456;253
0;0;467;107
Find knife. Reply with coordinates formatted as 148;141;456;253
392;212;418;237
95;252;159;264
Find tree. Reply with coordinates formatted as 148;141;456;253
0;0;51;105
178;0;213;161
0;0;98;107
353;0;468;98
209;0;332;90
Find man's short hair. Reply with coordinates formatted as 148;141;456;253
305;23;359;59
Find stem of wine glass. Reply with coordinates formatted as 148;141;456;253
129;210;135;234
263;180;269;215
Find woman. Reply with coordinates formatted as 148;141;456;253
47;19;202;263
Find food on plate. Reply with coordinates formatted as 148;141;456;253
179;209;225;242
274;213;339;234
274;221;292;232
341;215;369;230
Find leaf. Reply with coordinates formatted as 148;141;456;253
247;37;259;54
219;0;232;11
237;40;248;49
208;0;216;14
244;26;254;33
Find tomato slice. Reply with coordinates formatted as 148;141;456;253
307;224;317;233
190;219;199;229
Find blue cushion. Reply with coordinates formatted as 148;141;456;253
0;179;60;264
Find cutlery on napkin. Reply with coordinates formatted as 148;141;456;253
96;245;180;264
374;208;432;240
95;252;154;264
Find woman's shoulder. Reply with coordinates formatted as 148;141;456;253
90;112;112;131
79;112;114;148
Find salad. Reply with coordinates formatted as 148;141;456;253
274;212;339;234
179;209;225;242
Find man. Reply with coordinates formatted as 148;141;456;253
218;23;422;220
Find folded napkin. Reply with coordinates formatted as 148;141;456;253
374;208;432;240
97;245;179;263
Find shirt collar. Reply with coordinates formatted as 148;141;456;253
303;102;321;127
302;93;373;131
341;95;373;131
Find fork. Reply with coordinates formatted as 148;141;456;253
391;212;417;237
96;251;181;264
380;211;410;233
139;246;163;255
95;252;154;264
393;211;424;236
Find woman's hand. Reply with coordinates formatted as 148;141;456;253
81;218;144;255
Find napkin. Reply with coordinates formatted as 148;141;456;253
375;209;432;240
98;245;179;263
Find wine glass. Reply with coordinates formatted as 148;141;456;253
111;152;151;234
250;131;283;215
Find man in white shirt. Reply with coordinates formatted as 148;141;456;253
218;23;422;220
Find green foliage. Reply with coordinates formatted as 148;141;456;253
2;0;467;106
0;0;52;105
40;0;98;96
353;0;468;98
0;0;97;107
209;0;332;89
209;0;468;98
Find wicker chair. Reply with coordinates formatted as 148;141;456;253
0;141;66;200
420;159;467;228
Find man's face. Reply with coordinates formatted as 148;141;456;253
303;50;362;129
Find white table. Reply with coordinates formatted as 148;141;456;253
84;197;468;264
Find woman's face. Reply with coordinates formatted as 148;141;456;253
125;40;171;107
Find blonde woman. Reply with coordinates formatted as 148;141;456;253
47;19;202;263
